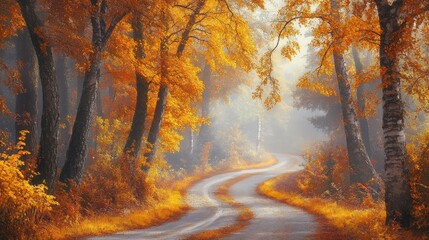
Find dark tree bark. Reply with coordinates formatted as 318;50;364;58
143;36;168;170
56;55;70;165
60;1;126;185
17;0;60;192
144;0;206;169
143;84;168;171
60;55;101;184
95;68;103;118
123;16;150;158
331;0;378;186
15;29;38;158
351;47;373;159
56;56;69;123
76;74;83;113
375;0;412;228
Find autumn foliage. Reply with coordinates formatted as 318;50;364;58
0;131;57;239
1;0;429;238
407;131;429;230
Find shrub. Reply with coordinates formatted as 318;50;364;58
0;131;57;239
298;144;349;198
408;130;429;230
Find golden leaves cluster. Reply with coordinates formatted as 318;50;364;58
0;131;57;236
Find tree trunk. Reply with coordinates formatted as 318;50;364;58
56;56;69;124
331;0;378;186
96;68;103;117
351;47;373;159
56;55;70;165
333;49;376;184
143;84;168;171
375;0;412;228
143;1;206;169
123;17;150;158
15;29;38;158
96;84;103;117
76;74;83;113
60;1;125;185
142;32;169;171
60;56;101;184
190;131;194;156
18;0;60;192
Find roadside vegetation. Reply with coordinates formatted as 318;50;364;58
258;145;429;239
2;125;275;239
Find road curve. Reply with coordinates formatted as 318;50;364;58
89;154;329;240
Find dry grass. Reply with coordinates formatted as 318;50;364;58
38;177;194;239
188;174;256;240
39;156;277;239
258;173;427;240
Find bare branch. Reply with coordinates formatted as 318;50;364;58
189;35;208;42
315;41;333;76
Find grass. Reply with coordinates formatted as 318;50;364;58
187;174;256;240
258;173;427;240
39;156;277;239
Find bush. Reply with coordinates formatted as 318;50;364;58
0;131;57;239
407;131;429;230
79;156;139;214
298;144;349;198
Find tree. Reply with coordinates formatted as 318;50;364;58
60;0;128;185
352;0;429;228
351;47;372;159
122;15;150;158
374;0;412;228
330;0;378;185
143;0;260;170
55;54;71;162
143;0;208;168
55;56;70;123
17;0;60;191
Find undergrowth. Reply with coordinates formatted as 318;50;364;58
39;154;276;239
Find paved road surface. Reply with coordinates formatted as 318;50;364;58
89;154;332;240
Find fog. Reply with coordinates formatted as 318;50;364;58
209;0;328;156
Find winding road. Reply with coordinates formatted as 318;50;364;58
89;154;334;240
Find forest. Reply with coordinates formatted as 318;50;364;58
0;0;428;239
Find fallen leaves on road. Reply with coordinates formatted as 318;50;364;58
258;173;427;240
187;174;256;240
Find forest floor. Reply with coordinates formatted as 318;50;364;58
89;154;339;240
